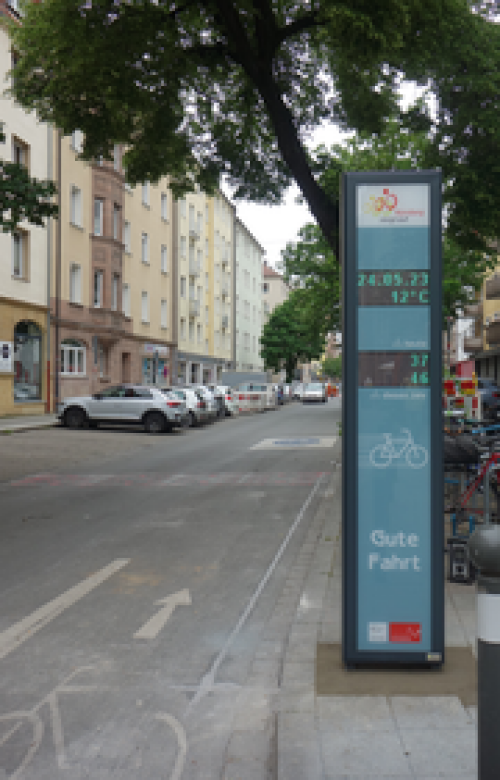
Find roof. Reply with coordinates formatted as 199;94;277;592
263;264;283;279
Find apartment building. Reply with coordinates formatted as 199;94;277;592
0;12;51;415
175;190;235;385
262;261;289;320
235;218;264;372
463;265;500;380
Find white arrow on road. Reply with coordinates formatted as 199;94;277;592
134;590;191;640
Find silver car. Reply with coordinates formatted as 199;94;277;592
302;382;327;403
168;387;210;427
58;385;186;433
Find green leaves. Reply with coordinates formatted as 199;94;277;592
0;124;57;233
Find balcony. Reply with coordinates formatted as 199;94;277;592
464;301;483;319
487;321;500;346
221;314;229;329
189;259;200;277
464;334;484;353
486;275;500;300
90;308;129;343
189;299;200;317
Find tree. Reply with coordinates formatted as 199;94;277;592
9;1;500;255
0;124;57;233
260;291;324;382
322;356;342;379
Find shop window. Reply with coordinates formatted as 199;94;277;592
191;363;199;384
61;339;86;376
14;321;41;402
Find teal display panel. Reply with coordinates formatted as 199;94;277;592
342;172;444;666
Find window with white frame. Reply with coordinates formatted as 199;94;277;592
12;136;28;168
180;276;186;297
71;130;83;153
197;249;203;269
113;205;120;241
197;323;202;343
189;280;195;299
142;181;150;206
180;318;186;340
205;272;209;292
180;235;187;258
94;270;104;308
215;330;220;349
12;231;27;279
189;204;195;231
70;186;82;227
205;338;209;354
113;144;121;172
161;245;168;273
94;198;104;236
205;238;209;258
197;286;202;301
69;264;82;304
205;204;209;223
61;339;86;376
141;232;149;264
161;299;168;329
141;291;149;323
161;192;168;220
122;283;131;316
111;274;119;311
205;305;209;324
197;211;202;234
189;320;194;342
123;220;131;253
180;198;186;219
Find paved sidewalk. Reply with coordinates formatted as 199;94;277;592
222;454;478;779
0;413;58;433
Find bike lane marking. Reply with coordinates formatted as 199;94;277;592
0;559;130;662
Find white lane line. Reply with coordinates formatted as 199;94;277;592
181;474;325;714
0;559;130;662
155;713;187;780
134;590;192;640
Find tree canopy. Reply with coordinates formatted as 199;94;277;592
0;124;57;233
260;291;325;381
9;0;500;254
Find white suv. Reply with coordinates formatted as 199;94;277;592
59;385;186;434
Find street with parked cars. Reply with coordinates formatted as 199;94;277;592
57;381;333;435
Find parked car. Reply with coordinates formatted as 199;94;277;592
168;387;210;427
292;383;304;400
59;385;186;433
302;382;327;403
238;382;277;410
477;378;500;418
208;384;239;416
194;386;218;420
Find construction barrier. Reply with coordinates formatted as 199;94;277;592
237;392;267;413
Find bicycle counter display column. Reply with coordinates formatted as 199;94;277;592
342;172;444;666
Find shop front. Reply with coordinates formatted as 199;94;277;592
0;299;47;416
141;343;170;388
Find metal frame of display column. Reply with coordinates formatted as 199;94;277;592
342;170;444;667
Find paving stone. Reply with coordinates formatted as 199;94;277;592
281;661;315;690
390;696;471;730
400;727;477;777
318;696;394;732
319;728;412;776
277;690;316;714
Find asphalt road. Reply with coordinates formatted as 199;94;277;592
0;399;341;780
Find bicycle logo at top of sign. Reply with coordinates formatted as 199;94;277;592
363;188;398;216
369;428;428;469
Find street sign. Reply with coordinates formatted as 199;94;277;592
341;171;444;666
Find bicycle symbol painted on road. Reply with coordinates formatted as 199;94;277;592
369;429;428;469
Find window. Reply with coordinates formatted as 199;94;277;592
205;338;209;354
14;321;41;401
141;232;149;264
197;249;203;269
113;205;120;241
197;324;202;343
61;339;86;376
205;272;209;292
142;181;150;206
189;320;194;342
12;136;28;168
70;186;82;227
141;291;149;323
94;270;103;308
122;283;131;316
205;305;209;325
189;204;195;231
113;144;121;172
197;286;202;301
180;236;187;258
161;299;168;329
180;276;186;297
71;130;83;153
69;264;82;304
205;204;209;223
263;282;269;293
112;274;119;311
12;231;27;279
180;198;186;219
161;245;168;273
189;280;195;300
205;238;209;258
264;301;269;315
123;220;131;253
94;199;104;236
161;193;168;221
180;318;186;340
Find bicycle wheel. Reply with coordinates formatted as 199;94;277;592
406;446;428;468
369;445;391;468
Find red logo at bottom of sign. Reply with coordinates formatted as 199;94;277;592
389;622;421;643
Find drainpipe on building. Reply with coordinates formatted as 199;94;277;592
45;124;53;413
54;130;62;411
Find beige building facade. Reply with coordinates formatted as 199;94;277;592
235;219;264;372
0;12;50;415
